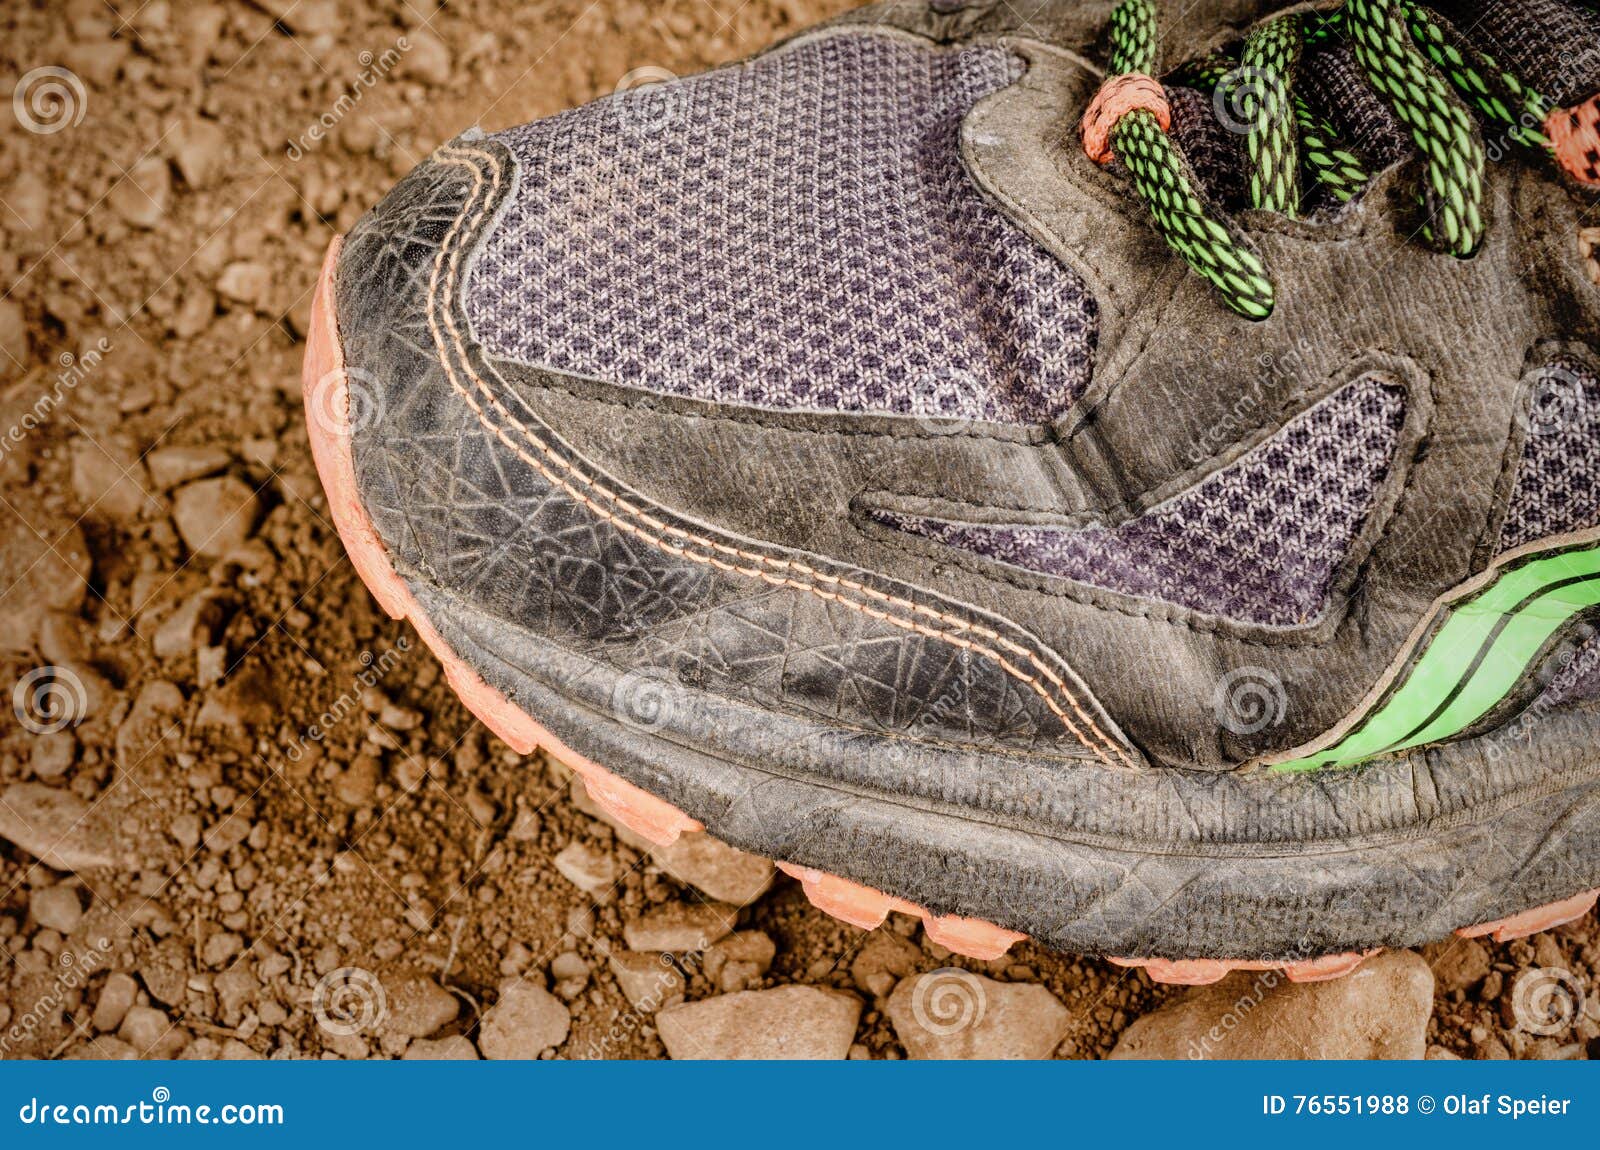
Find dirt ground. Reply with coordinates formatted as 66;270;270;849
0;0;1596;1061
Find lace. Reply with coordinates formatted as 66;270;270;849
1082;0;1598;318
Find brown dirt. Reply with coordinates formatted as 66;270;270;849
1;0;1596;1061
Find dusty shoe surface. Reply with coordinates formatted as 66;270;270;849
307;0;1600;964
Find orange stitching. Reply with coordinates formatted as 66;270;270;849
419;145;1135;770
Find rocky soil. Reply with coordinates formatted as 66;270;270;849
2;0;1598;1060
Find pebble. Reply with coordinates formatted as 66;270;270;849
478;982;571;1059
170;118;227;190
0;300;29;380
706;931;776;993
69;438;155;522
609;951;685;1012
29;731;76;780
1424;937;1491;994
403;1036;478;1060
201;931;243;967
145;445;230;490
649;832;775;907
0;518;91;652
29;885;84;934
888;971;1069;1059
404;30;453;85
657;987;862;1060
622;902;737;952
172;476;258;558
1109;950;1435;1060
553;841;617;895
850;931;922;997
109;157;170;229
334;754;380;808
0;783;116;871
94;972;139;1032
382;974;459;1039
120;1005;188;1057
215;262;274;311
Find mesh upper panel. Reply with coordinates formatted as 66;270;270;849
1498;357;1600;553
873;378;1407;627
468;32;1097;426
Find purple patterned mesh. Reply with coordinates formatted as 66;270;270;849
1497;357;1600;553
468;32;1097;425
873;378;1407;627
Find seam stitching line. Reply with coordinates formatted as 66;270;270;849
422;143;1133;770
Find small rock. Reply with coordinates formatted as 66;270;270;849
201;931;243;967
550;952;589;982
850;931;922;997
29;731;76;780
215;262;274;311
383;974;458;1039
1424;937;1492;994
657;987;862;1060
553;841;617;895
109;157;170;229
403;1036;478;1060
0;300;29;380
609;951;685;1012
0;783;116;870
705;931;776;993
145;445;230;489
94;972;138;1032
479;982;571;1059
29;885;84;933
70;438;155;522
404;30;452;85
170;118;227;190
622;902;737;952
172;476;258;558
650;833;775;907
888;971;1068;1059
65;1036;138;1060
334;754;380;808
1110;950;1434;1060
119;1004;188;1057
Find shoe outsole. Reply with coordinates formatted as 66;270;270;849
303;236;1599;983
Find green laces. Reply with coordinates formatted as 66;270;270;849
1092;0;1569;318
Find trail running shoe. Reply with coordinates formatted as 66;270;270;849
304;0;1600;979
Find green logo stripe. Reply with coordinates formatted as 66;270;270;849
1275;545;1600;772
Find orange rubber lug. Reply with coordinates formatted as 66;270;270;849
1457;888;1600;943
